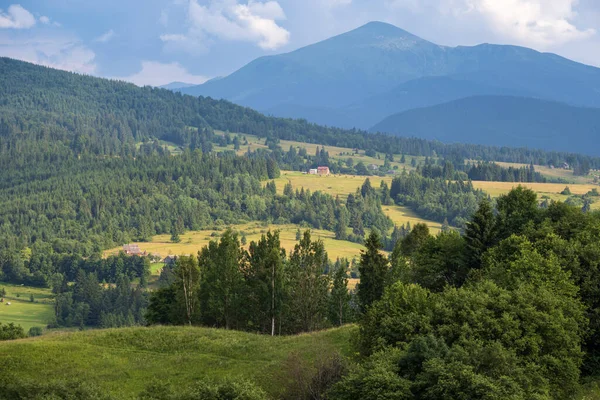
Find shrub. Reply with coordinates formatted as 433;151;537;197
28;327;43;337
0;323;26;341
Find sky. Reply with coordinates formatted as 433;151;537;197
1;0;599;86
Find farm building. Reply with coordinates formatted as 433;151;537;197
309;169;318;175
317;166;330;175
368;164;379;171
123;244;145;256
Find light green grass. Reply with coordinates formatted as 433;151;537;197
0;283;54;330
488;161;595;184
0;325;357;399
214;131;421;172
106;222;367;264
273;171;442;233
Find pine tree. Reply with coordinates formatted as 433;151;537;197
357;232;388;313
329;259;351;326
247;231;285;335
464;199;497;270
286;230;330;332
335;208;349;241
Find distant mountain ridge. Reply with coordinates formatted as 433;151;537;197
370;96;600;156
179;21;600;138
159;82;197;90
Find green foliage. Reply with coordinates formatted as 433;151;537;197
495;186;540;238
390;171;485;227
0;322;26;341
27;326;43;337
329;259;353;326
0;374;112;400
285;231;331;333
357;232;388;313
139;379;268;400
464;199;498;270
398;223;431;257
468;162;546;183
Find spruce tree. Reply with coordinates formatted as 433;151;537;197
464;199;497;270
357;232;388;313
329;259;351;326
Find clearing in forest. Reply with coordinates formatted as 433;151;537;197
0;283;54;331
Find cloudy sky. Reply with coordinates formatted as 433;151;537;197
1;0;599;86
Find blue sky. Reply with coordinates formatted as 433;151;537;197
1;0;599;86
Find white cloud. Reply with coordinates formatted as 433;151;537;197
471;0;595;46
0;4;36;29
326;0;352;7
95;29;115;43
113;61;209;86
0;33;96;74
385;0;594;46
163;0;290;53
39;16;50;24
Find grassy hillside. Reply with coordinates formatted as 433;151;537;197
0;325;357;399
0;284;54;331
105;222;367;263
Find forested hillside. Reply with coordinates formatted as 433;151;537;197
2;57;599;169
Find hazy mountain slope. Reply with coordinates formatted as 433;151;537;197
370;96;600;155
179;21;600;129
338;76;533;128
181;21;450;110
159;81;197;90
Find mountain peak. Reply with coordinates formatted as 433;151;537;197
349;21;425;41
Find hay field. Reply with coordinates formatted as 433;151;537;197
105;222;367;266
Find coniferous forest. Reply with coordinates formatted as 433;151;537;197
1;58;600;399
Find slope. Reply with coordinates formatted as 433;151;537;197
0;325;356;399
371;96;600;156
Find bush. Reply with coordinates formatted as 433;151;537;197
28;326;43;337
0;375;112;400
139;379;267;400
0;322;26;341
276;351;347;400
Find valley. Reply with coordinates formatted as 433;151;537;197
2;13;600;398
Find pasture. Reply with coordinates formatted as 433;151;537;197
491;161;595;184
273;171;442;233
213;131;422;172
0;283;54;331
472;181;597;198
0;325;357;399
106;222;367;268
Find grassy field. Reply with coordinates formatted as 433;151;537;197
0;283;54;331
472;181;597;197
106;222;367;266
0;325;357;399
214;131;422;172
273;171;442;233
492;161;596;184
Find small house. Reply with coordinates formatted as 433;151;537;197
123;244;144;256
309;169;318;175
368;164;379;171
317;166;330;176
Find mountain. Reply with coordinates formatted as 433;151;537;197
179;21;600;130
159;81;197;90
370;96;600;155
